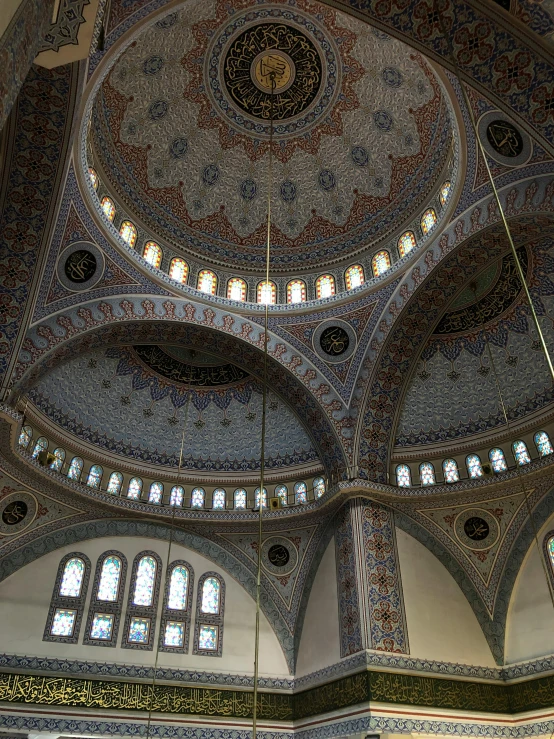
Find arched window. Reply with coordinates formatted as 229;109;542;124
87;464;103;489
466;454;483;478
50;448;66;472
127;477;143;500
255;487;267;509
170;486;184;507
119;220;137;247
421;208;437;235
535;431;553;457
169;257;188;284
313;477;326;498
160;560;194;653
345;265;365;290
123;552;162;649
67;457;83;481
316;274;335;299
84;552;127;647
275;484;288;506
419;462;435;486
100;196;115;222
398;231;416;257
191;487;205;508
396;464;411;487
32;436;48;459
294;481;308;505
18;425;32;448
143;241;162;268
198;269;217;295
148;482;163;504
212;488;226;509
372;250;391;277
193;573;225;656
44;553;91;644
440;181;451;206
513;440;531;466
443;459;459;483
88;167;98;190
227;277;247;301
257;280;276;304
234;488;247;509
107;471;123;495
287;279;306;304
489;448;507;472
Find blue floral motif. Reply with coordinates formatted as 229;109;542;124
373;110;393;131
351;146;369;167
149;100;168;120
169;138;188;159
318;170;336;191
240;179;257;201
142;56;164;76
382;67;403;88
202;165;220;186
280;180;297;203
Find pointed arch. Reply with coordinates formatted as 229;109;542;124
44;553;91;644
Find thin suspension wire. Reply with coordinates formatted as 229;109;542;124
252;73;276;739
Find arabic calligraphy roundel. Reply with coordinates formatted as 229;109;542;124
454;508;499;551
312;320;357;364
57;242;104;292
261;536;298;576
0;492;37;537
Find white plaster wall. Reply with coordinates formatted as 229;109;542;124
0;536;289;678
396;528;495;666
296;537;340;676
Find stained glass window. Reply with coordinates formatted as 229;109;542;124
132;556;156;606
50;447;65;471
275;484;288;506
198;624;218;650
128;616;150;643
148;482;163;504
127;477;142;500
198;269;216;295
442;459;459;483
100;196;115;222
87;464;103;489
170;486;184;507
535;431;553;457
228;277;247;301
88;167;99;190
255;487;267;509
90;613;113;640
313;477;326;498
421;208;437;235
143;241;162;268
294;481;308;504
32;436;48;459
191;487;205;508
164;621;185;647
467;454;484;478
60;558;85;598
396;464;411;487
97;556;121;601
287;279;306;303
548;537;554;571
51;609;76;637
107;471;123;495
440;181;451;206
372;251;391;277
213;488;226;509
67;457;83;481
420;462;435;486
168;566;188;610
258;280;277;304
119;220;137;247
201;577;221;614
234;488;247;508
513;440;531;466
398;231;416;257
489;448;507;472
345;265;365;290
316;274;335;299
18;425;32;448
169;257;188;284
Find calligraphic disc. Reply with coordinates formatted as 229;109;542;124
0;491;37;536
312;319;357;364
477;111;531;167
486;120;523;158
454;508;499;551
64;250;97;283
57;241;104;291
320;326;350;357
261;536;298;576
268;543;290;567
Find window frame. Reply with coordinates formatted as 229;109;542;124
371;250;391;277
83;550;127;648
193;572;225;657
535;431;553;457
122;551;163;651
159;559;194;654
43;553;91;644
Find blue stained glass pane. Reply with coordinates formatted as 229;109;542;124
51;609;76;637
67;457;83;480
294;481;307;504
313;477;325;498
90;613;113;640
191;488;205;508
198;624;218;650
234;489;247;509
396;464;411;487
50;448;65;471
128;616;150;643
128;477;142;499
133;556;156;606
513;440;531;466
170;486;184;506
60;557;85;597
19;426;32;448
535;431;553;457
97;556;121;601
201;577;220;614
549;537;554;568
164;621;184;647
255;487;267;509
168;566;188;610
275;485;287;506
467;454;483;478
442;459;459;483
32;437;48;459
213;489;226;509
149;482;163;504
107;472;123;494
87;465;103;488
420;462;435;485
489;448;507;472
